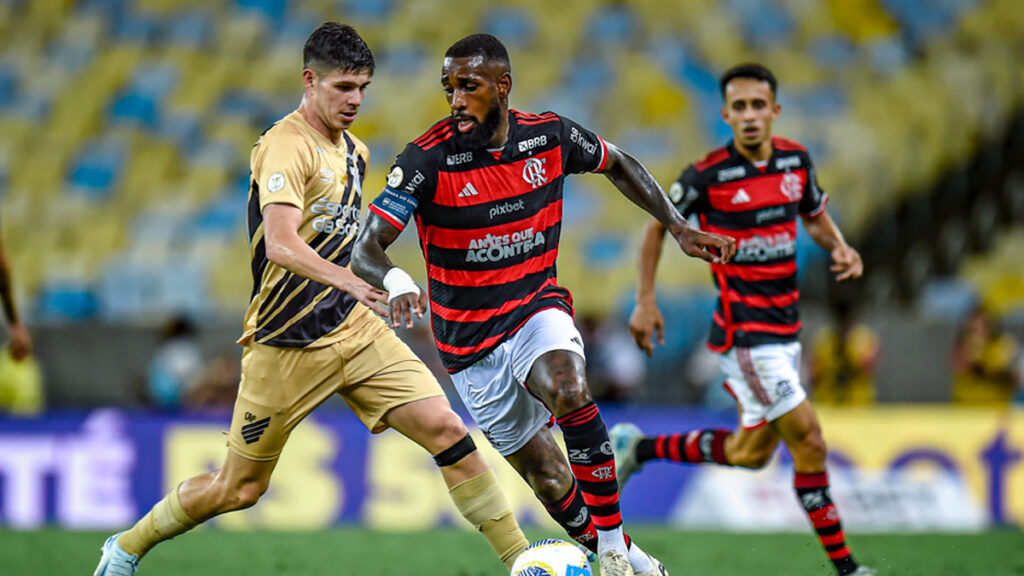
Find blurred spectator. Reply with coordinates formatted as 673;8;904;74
951;305;1021;406
809;301;880;406
185;349;239;410
146;315;203;410
0;223;32;361
580;313;647;402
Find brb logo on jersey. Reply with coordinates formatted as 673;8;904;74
523;157;548;189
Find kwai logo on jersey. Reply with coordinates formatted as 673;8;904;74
776;155;802;170
311;198;360;237
569;126;598;155
734;232;796;262
465;226;545;263
780;172;803;201
522;157;547;189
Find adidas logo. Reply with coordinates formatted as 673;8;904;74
241;416;271;444
458;182;479;197
731;188;750;204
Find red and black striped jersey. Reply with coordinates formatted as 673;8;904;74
671;137;828;352
370;110;609;372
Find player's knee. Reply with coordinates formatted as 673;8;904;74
526;458;573;502
429;412;471;450
732;446;773;470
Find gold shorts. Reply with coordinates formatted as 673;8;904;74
227;305;442;461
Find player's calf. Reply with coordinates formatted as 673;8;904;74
438;434;529;569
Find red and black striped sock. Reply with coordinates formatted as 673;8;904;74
795;471;859;575
635;429;732;465
556;402;622;531
542;478;599;552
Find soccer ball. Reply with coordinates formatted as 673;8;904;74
510;539;592;576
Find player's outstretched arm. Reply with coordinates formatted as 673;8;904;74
629;219;668;356
263;203;388;315
801;210;863;281
602;142;735;264
0;234;31;360
352;213;428;329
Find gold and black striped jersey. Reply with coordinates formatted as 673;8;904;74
239;110;369;348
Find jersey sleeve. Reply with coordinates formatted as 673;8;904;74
559;116;609;175
668;164;709;219
253;131;312;212
368;143;436;231
799;155;828;217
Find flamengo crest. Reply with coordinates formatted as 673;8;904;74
522;157;547;189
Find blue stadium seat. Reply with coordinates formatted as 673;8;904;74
341;0;393;22
67;138;127;199
235;0;288;21
0;66;17;109
109;92;160;128
167;10;214;48
480;6;535;50
35;283;99;321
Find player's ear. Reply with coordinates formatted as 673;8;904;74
497;72;511;99
302;68;317;90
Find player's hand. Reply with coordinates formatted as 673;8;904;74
670;224;736;264
337;271;389;316
389;290;427;329
629;301;665;356
8;322;31;361
831;244;863;281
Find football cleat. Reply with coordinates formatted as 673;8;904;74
610;422;644;489
634;549;669;576
598;549;635;576
846;566;878;576
93;533;139;576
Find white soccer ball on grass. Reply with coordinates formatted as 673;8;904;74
510;538;592;576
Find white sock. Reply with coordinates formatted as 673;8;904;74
596;527;628;556
628;541;655;573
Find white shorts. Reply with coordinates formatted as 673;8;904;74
719;342;807;430
451;308;586;456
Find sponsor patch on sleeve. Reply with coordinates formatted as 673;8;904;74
369;187;419;230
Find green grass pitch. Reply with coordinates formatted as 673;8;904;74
9;527;1023;575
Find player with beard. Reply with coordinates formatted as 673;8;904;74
93;23;530;576
610;63;874;576
353;34;735;576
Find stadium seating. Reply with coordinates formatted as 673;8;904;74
0;0;1020;326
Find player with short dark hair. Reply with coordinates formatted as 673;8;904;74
611;62;875;576
353;33;735;576
94;22;529;576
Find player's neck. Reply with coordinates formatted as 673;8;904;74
298;100;342;145
736;140;772;164
487;112;511;149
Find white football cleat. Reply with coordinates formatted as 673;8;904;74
847;566;878;576
93;533;139;576
598;549;635;576
610;422;644;489
634;549;669;576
